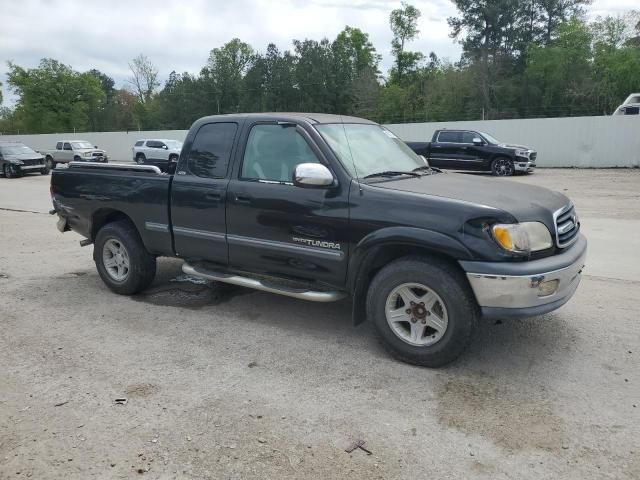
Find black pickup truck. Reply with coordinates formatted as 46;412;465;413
406;129;537;176
51;113;586;367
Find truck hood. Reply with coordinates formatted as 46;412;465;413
498;143;534;151
369;172;570;228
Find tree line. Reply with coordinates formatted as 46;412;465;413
1;1;639;134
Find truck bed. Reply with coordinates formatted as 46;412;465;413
51;163;174;255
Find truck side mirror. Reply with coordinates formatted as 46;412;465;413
293;163;335;188
472;137;483;145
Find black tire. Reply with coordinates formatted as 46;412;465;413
135;154;146;165
46;156;56;170
491;157;514;176
73;155;82;163
3;163;21;179
94;220;156;295
40;166;50;175
366;256;478;367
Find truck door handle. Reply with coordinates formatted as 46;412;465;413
234;195;252;205
205;192;222;201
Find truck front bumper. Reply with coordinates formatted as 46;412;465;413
459;234;587;318
514;158;536;172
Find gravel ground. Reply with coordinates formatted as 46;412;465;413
0;169;638;479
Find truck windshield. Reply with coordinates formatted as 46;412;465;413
71;141;93;149
315;123;426;179
479;132;500;144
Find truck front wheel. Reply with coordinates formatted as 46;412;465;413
366;256;478;367
94;221;156;295
491;157;514;176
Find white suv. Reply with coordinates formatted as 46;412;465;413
132;139;183;171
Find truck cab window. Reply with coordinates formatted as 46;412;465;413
63;142;72;150
187;122;237;179
242;124;319;182
461;131;478;143
437;131;461;143
56;142;62;150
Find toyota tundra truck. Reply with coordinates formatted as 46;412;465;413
50;113;586;367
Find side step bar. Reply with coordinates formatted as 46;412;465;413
182;263;347;303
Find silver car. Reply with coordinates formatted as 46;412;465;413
132;139;183;171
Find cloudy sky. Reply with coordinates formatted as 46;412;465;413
1;0;637;106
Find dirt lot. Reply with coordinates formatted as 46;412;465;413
1;169;639;479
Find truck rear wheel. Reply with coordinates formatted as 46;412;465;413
94;220;156;295
135;154;146;164
366;256;478;367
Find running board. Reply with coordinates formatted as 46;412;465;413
182;263;347;303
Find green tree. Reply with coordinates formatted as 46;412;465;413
525;17;594;116
7;58;105;133
127;54;159;104
389;2;424;83
205;38;254;113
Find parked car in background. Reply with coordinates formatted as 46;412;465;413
612;93;640;115
132;139;183;171
406;129;537;176
0;142;49;178
40;140;108;169
51;113;586;367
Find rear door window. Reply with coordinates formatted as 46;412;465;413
187;123;238;179
437;131;461;143
56;142;62;150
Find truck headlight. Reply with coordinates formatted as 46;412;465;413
492;222;552;253
515;149;529;158
84;152;93;157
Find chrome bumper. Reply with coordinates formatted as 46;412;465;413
514;159;536;172
460;234;587;318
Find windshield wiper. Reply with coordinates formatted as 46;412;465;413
363;170;421;180
412;165;442;174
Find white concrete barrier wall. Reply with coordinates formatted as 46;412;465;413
0;130;188;162
1;115;639;167
386;115;640;168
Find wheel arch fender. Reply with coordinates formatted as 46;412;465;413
348;227;473;325
91;208;138;242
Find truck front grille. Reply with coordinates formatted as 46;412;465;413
554;204;580;248
21;158;43;166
